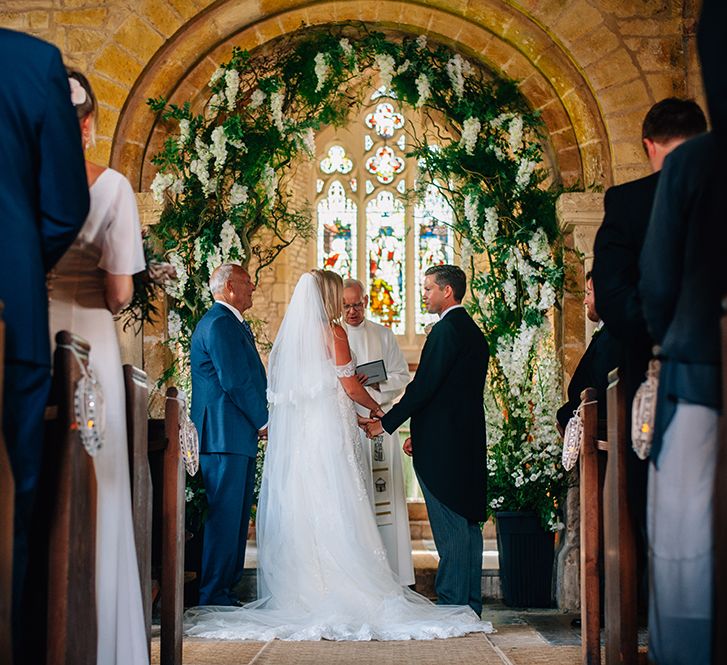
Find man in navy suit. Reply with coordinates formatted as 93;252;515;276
191;264;268;606
0;28;89;644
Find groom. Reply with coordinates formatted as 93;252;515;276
191;264;268;606
365;265;489;614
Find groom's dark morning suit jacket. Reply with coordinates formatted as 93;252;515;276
381;307;489;523
592;172;658;521
191;302;267;456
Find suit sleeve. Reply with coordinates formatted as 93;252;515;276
639;154;689;344
592;187;651;344
39;47;90;271
380;321;458;434
208;315;268;430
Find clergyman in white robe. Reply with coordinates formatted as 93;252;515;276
345;317;415;586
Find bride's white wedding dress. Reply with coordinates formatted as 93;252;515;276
184;273;492;640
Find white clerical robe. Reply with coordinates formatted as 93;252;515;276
345;319;415;586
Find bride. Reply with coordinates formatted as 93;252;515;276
184;269;492;640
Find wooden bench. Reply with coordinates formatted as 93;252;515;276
147;387;185;665
714;296;727;665
578;369;640;665
37;331;98;665
123;365;152;657
0;302;13;665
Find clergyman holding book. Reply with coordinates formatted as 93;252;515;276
343;278;415;586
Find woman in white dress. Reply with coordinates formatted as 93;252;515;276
48;71;148;665
184;270;491;640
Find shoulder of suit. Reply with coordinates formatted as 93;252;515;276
606;172;659;201
664;132;715;171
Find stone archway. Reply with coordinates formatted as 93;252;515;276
108;0;612;194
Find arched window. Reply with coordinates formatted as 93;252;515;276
315;89;455;351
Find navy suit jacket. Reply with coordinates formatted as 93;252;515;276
190;303;268;458
0;29;89;366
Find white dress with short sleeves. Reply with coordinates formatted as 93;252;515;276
48;168;147;665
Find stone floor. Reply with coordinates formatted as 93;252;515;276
153;603;648;664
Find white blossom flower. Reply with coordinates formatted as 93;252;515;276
314;52;329;93
210;126;227;171
209;67;224;86
528;228;553;268
249;89;265;109
193;237;204;266
516;159;537;189
446;54;470;99
164;252;188;300
502;276;518;310
270;90;285;133
339;38;353;57
205;245;222;277
482;207;499;245
374;53;396;91
219;219;245;263
460;116;481;155
294;127;316;156
508;115;524;153
537;281;556;311
150;172;175;204
464;193;479;234
167;310;183;339
178;119;191;148
262;163;277;203
208;93;221;110
397;60;411;74
229;182;248;206
224;69;240;111
415;73;430;108
416;34;428;50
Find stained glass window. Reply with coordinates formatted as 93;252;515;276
317;180;357;277
320;145;353;174
365;103;405;139
365;145;405;184
414;183;455;333
366;191;406;334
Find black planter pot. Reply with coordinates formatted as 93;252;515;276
495;511;555;608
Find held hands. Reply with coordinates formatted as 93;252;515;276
258;426;268;440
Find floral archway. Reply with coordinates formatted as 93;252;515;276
146;26;568;529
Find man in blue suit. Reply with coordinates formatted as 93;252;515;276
191;263;268;606
0;28;89;645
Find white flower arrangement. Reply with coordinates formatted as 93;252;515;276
446;54;471;99
164;252;188;300
167;310;183;339
416;34;428;50
508;115;524;153
151;172;176;204
209;68;224;86
339;38;353;57
229;182;249;206
482;207;499;245
397;60;411;75
294;127;316;156
249;89;265;109
374;53;396;91
460;116;481;155
528;228;554;268
270;90;285;133
219;219;245;263
464;193;479;235
415;73;430;108
205;244;223;277
314;52;329;92
210;126;227;172
516;158;537;189
224;69;240;111
261;163;277;203
178;119;191;148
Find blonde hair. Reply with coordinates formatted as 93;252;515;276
310;269;343;324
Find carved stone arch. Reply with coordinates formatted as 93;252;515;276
108;0;612;194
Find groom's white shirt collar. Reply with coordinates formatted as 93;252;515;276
439;304;464;319
216;299;244;323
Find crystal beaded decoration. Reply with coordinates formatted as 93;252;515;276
74;368;104;457
179;404;200;476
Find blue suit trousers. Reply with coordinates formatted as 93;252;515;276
199;452;256;605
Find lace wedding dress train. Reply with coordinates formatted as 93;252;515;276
184;274;491;641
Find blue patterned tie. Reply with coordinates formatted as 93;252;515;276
241;319;255;344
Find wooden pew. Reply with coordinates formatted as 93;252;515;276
714;295;727;665
603;368;638;665
578;387;603;665
41;331;98;665
148;387;185;665
123;365;152;656
0;302;13;665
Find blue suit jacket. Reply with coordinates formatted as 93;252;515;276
0;29;89;366
190;303;268;457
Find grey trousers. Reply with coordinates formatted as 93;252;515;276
647;402;718;665
418;476;483;615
